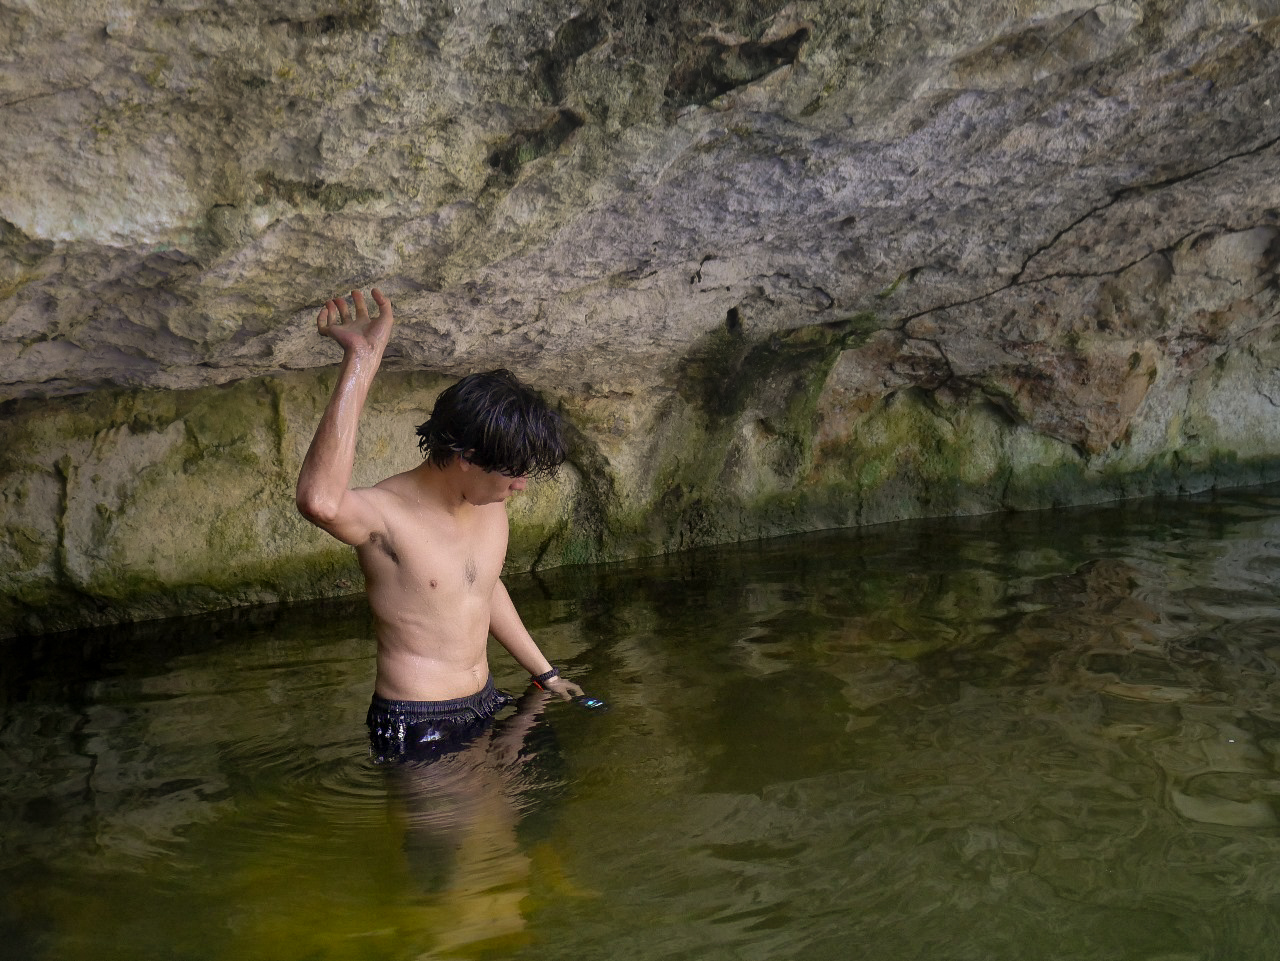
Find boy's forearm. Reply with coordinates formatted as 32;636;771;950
490;580;585;699
296;352;379;522
296;289;395;526
489;580;555;677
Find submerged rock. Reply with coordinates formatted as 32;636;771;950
2;1;1280;635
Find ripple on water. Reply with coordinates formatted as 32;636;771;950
8;489;1280;960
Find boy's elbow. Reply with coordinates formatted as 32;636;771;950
296;489;338;527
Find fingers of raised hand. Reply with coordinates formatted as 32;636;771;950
316;290;388;338
371;287;393;322
316;300;337;333
351;289;370;322
334;296;352;325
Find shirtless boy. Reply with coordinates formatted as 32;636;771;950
295;288;583;761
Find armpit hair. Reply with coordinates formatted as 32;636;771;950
368;530;400;565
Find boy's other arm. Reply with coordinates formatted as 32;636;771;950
295;289;395;546
489;578;584;699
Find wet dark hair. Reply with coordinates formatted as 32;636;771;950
415;369;567;478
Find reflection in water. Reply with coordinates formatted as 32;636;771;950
381;688;561;956
5;486;1280;958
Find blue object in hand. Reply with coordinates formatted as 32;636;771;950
573;695;608;710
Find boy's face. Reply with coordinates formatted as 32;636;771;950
460;458;528;504
489;470;528;502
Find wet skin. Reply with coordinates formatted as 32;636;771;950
296;289;582;703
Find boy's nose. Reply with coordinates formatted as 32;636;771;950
509;476;528;491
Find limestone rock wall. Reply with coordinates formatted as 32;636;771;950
3;0;1280;636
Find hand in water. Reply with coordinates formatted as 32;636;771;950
543;675;585;700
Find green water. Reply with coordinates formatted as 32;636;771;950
6;487;1280;960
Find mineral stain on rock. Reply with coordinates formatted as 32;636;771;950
664;24;811;110
253;172;383;213
487;110;587;175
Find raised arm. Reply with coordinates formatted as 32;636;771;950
295;288;394;546
488;578;584;700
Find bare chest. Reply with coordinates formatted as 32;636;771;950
360;511;506;597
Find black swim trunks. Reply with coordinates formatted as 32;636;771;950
366;676;514;763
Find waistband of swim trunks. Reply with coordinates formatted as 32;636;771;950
369;676;502;718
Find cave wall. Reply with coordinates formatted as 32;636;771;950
2;0;1280;637
4;310;1277;638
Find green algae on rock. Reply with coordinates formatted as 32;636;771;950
3;313;1280;637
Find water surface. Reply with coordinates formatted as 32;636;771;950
6;487;1280;960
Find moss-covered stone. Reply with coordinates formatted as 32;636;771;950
0;371;429;636
4;304;1280;638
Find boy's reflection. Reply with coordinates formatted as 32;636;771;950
379;685;563;954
